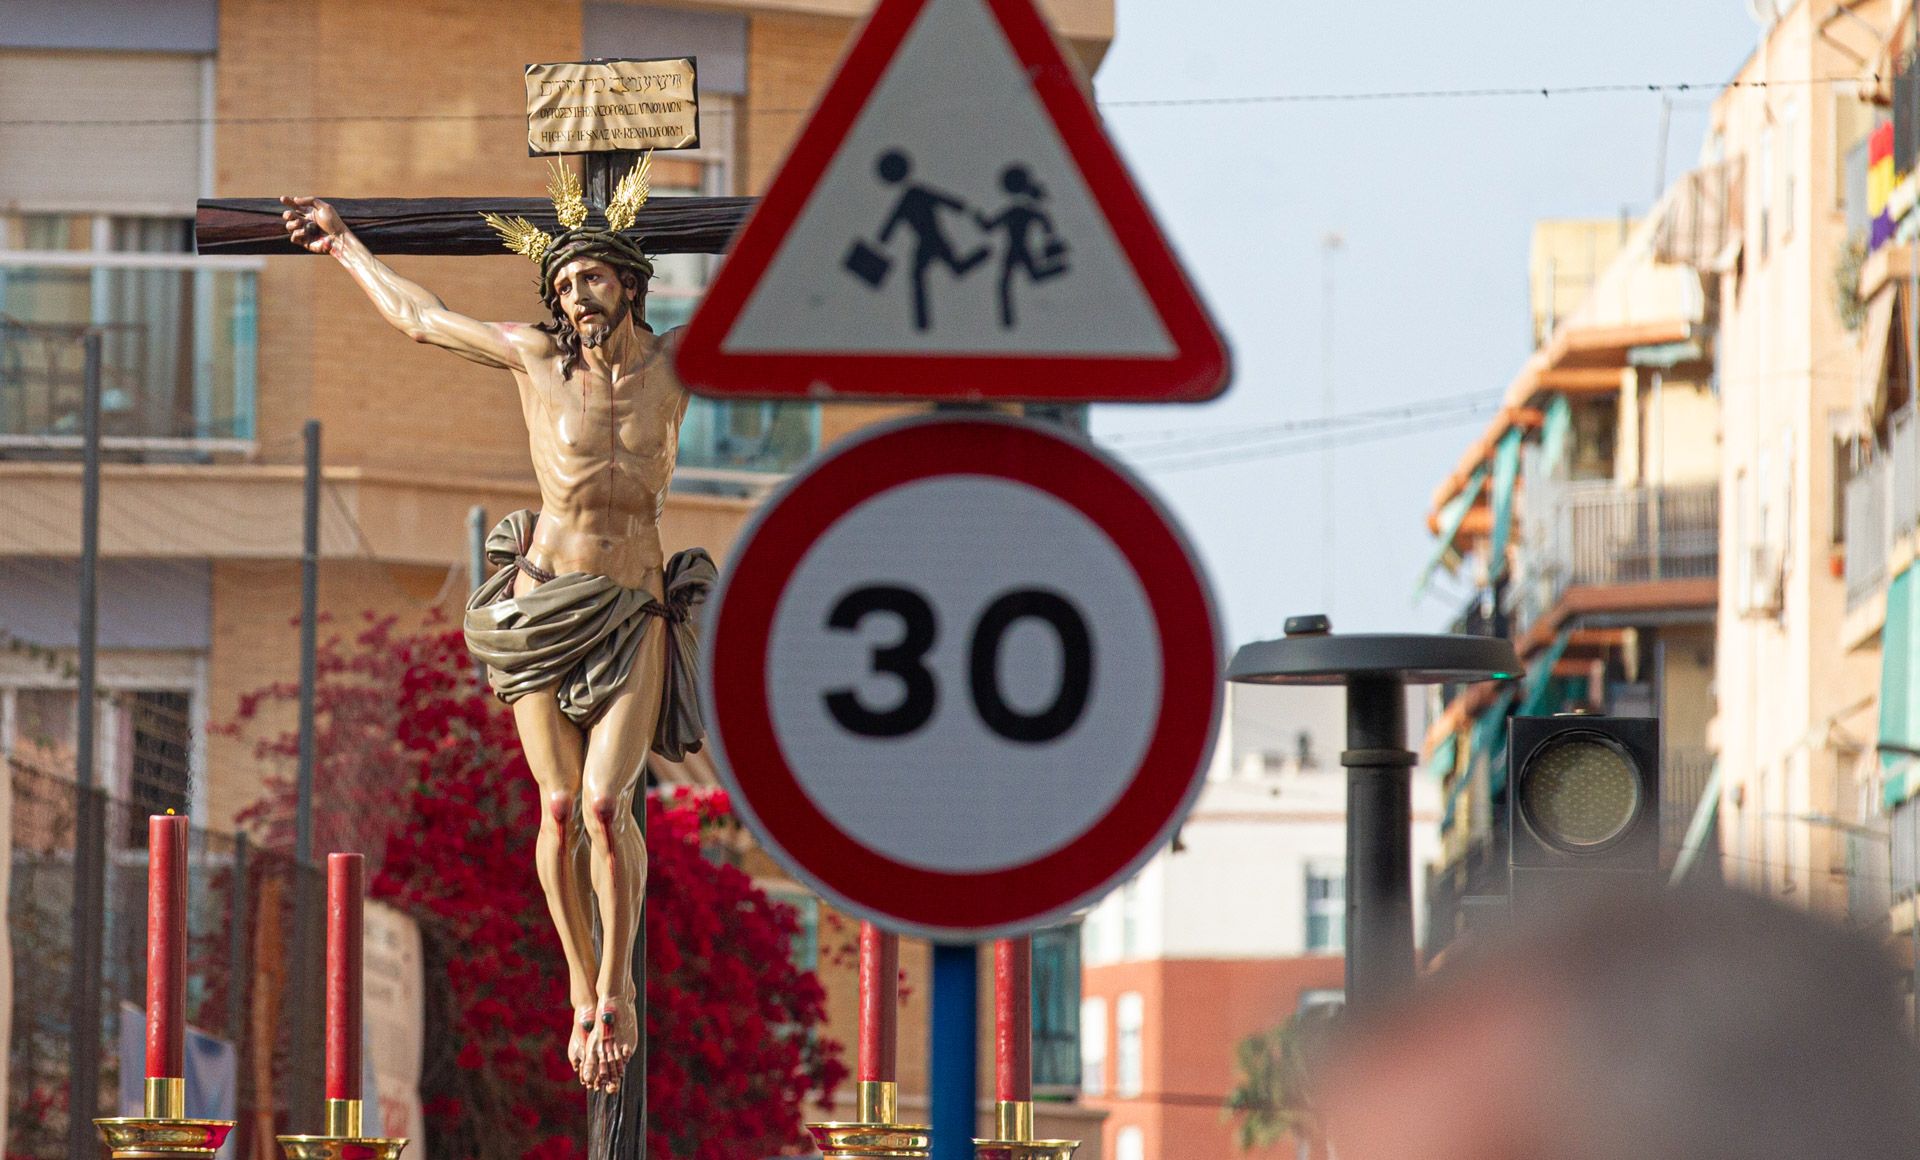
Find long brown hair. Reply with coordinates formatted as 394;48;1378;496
535;259;650;379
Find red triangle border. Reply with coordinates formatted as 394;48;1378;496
673;0;1231;403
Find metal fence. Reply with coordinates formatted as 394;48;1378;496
1848;457;1892;610
1660;747;1719;873
7;757;323;1160
1513;481;1720;638
1846;410;1920;610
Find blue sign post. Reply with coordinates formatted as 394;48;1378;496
930;944;979;1160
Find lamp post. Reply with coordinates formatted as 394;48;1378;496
1227;616;1516;1011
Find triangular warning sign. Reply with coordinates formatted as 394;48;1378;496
674;0;1231;403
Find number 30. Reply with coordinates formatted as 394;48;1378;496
822;584;1094;744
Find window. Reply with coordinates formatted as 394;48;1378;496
1115;992;1144;1097
1306;865;1345;953
1;211;254;452
3;682;199;833
1780;100;1798;242
1115;1126;1144;1160
124;691;192;843
1119;876;1141;959
1832;409;1862;547
1081;902;1107;966
1080;996;1107;1095
1757;123;1773;261
1567;399;1618;480
8;688;77;772
1031;923;1081;1090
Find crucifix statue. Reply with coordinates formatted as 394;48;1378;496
278;155;718;1100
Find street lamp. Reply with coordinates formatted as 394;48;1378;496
1227;615;1516;1012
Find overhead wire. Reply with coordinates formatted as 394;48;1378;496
1119;399;1503;474
0;75;1872;130
1101;388;1505;457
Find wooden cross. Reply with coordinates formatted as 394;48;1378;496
195;189;753;257
193;151;748;1160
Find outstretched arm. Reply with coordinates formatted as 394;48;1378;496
280;196;534;371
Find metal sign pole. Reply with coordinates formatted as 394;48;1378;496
929;943;979;1160
66;330;104;1160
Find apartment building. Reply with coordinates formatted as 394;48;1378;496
1711;0;1888;921
0;0;1117;1139
1837;2;1920;949
1079;683;1438;1160
1417;189;1725;925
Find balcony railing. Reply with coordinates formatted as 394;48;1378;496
1512;480;1720;636
1844;407;1920;610
1846;456;1891;609
0;251;258;458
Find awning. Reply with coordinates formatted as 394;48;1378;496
1537;394;1572;478
1860;287;1898;427
1487;427;1524;583
1881;567;1920;809
1518;628;1573;717
1424;732;1457;783
1479;686;1519;799
1415;466;1488;597
1441;684;1521;832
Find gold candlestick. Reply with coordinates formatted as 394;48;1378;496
95;1077;236;1159
278;1097;410;1160
807;1078;933;1159
972;1099;1080;1160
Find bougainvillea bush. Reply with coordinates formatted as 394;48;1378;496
222;616;844;1159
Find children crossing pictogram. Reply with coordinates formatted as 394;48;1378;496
674;0;1230;402
844;152;1071;333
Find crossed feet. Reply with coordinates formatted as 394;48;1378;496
567;994;638;1093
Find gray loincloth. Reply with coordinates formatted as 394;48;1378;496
462;509;715;760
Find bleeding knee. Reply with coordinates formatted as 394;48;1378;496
544;790;576;828
586;792;623;836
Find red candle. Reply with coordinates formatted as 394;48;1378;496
146;814;188;1080
856;923;898;1083
325;853;365;1103
994;938;1031;1103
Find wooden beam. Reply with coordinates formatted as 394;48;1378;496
1512;577;1718;658
1536;367;1626;393
195;196;757;256
1549;319;1694;368
1568;627;1629;649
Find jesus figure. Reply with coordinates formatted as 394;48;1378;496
281;162;714;1095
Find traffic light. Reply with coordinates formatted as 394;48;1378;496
1507;715;1661;916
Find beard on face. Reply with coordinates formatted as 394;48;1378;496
578;294;632;350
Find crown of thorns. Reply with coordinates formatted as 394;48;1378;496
480;155;655;284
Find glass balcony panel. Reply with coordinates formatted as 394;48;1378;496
0;256;258;456
645;290;819;476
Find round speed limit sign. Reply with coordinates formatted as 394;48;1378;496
703;415;1223;939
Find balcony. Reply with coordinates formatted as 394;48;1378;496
1845;407;1919;611
646;286;819;483
1512;480;1720;639
0;252;258;458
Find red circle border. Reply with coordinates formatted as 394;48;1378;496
708;417;1221;934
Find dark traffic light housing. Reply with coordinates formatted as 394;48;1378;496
1507;715;1661;915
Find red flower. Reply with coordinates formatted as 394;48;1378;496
224;616;843;1158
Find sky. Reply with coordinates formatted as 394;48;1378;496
1086;0;1762;648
